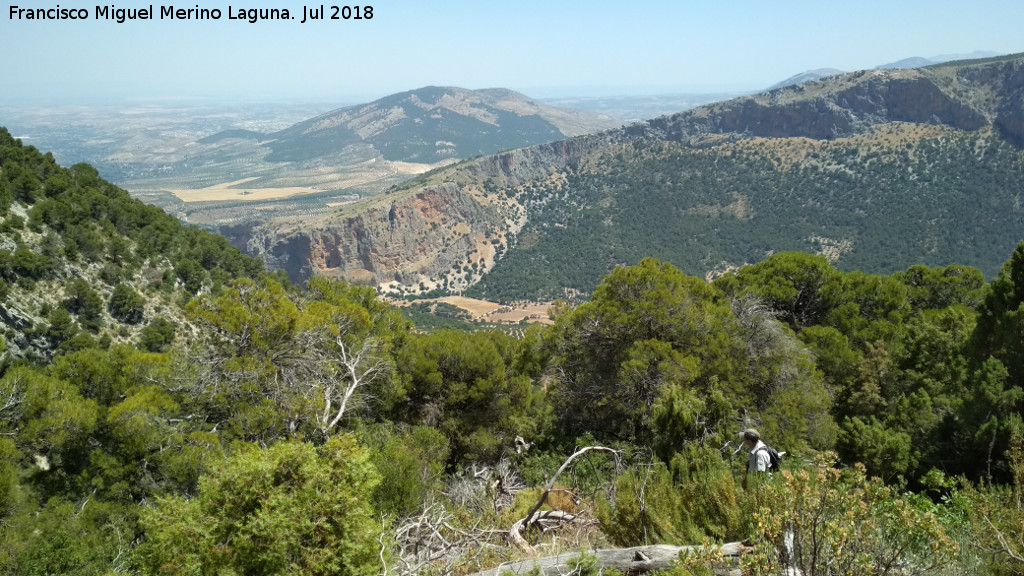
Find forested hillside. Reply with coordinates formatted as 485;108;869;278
1;128;1023;575
469;125;1024;301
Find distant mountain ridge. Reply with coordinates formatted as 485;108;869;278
202;86;620;164
232;53;1024;301
770;51;1005;90
640;52;1024;144
876;51;1002;69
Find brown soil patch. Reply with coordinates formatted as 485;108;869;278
485;302;554;325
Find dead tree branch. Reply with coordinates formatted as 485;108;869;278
986;516;1024;564
510;445;620;555
386;503;508;576
317;321;386;435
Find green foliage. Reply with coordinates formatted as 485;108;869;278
0;499;137;576
547;258;742;443
361;423;450;517
139;435;380;576
7;125;1024;576
547;258;833;455
44;307;79;347
651;383;732;464
13;367;98;454
959;358;1024;482
973;242;1024;376
64;278;105;332
0;438;23;520
895;264;987;310
599;457;744;546
970;245;1024;480
961;430;1024;575
400;301;478;331
394;329;542;464
108;283;145;324
837;416;919;482
744;454;959;576
49;345;171;407
185;277;316;439
0;127;263;297
562;551;604;576
470;131;1024;302
10;245;55;281
138;317;176;352
724;252;841;330
186;276;405;442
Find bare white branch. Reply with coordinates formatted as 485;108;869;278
317;315;388;435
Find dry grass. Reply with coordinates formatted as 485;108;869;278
700;123;962;169
168;177;323;203
390;160;453;175
435;296;502;317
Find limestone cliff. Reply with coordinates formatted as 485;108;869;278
241;183;506;290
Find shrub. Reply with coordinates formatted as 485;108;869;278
139;435;380;576
743;453;958;576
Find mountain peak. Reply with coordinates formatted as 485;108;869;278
264;85;619;163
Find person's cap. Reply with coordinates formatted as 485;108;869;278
742;428;760;442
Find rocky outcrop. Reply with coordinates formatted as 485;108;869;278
245;183;505;286
460;132;622;187
977;61;1024;146
996;90;1024;146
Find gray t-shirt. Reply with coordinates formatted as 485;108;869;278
748;440;771;472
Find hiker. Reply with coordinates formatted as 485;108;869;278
742;428;772;489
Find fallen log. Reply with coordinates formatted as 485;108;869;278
467;541;752;576
508;510;589;554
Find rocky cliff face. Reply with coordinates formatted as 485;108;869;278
458;132;623;186
243;183;506;288
232;134;626;287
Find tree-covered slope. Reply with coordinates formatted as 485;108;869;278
0;127;266;361
468;125;1024;301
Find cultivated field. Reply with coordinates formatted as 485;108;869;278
434;296;502;317
168;177;323;203
426;296;555;325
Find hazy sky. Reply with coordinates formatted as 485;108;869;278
3;0;1022;104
